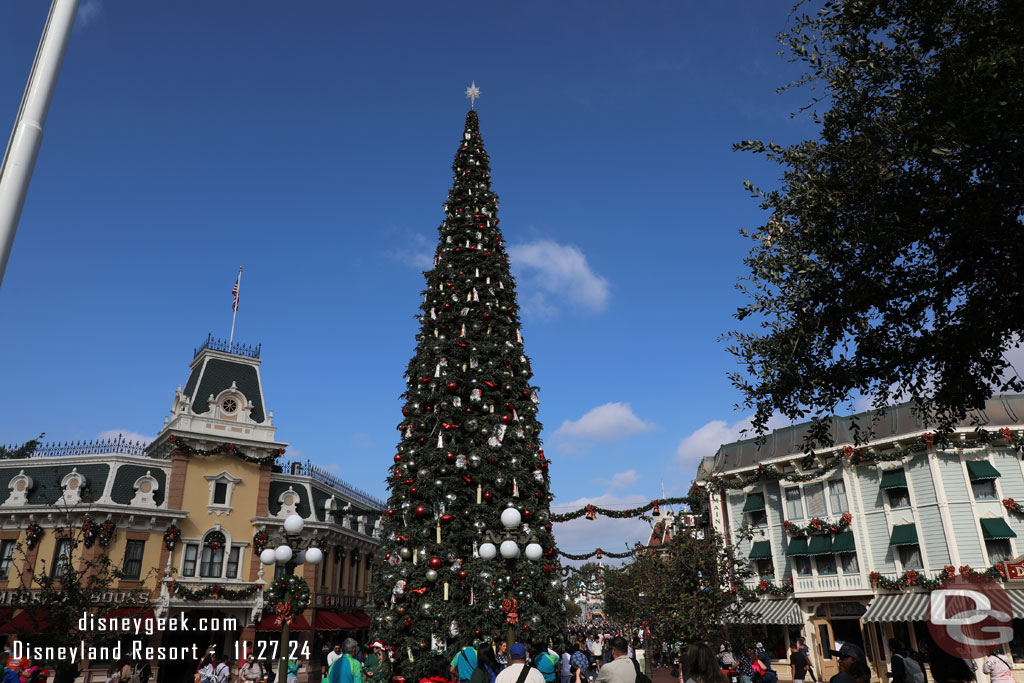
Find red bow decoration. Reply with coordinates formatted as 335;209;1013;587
501;598;519;624
274;602;293;626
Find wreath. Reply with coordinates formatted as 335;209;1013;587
25;523;43;550
253;529;269;555
82;519;98;548
264;574;311;625
164;524;181;551
98;521;116;548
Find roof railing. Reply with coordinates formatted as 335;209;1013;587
0;434;152;459
194;333;261;359
282;460;385;510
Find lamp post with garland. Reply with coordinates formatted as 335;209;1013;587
476;504;543;648
259;513;322;683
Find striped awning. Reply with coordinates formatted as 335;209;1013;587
733;598;803;625
862;592;929;622
1009;590;1024;619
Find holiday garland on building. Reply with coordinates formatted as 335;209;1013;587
757;577;794;596
549;497;690;523
869;563;1006;592
170;581;259;602
369;107;564;677
1003;498;1024;515
82;519;99;548
169;435;284;463
25;523;43;549
98;521;116;548
783;513;853;537
164;524;181;551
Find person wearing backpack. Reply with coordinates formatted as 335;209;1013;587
889;640;924;683
982;650;1013;683
533;643;559;683
452;642;480;683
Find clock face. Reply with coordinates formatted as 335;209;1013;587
222;398;238;414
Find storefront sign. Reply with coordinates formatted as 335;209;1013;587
1003;557;1024;581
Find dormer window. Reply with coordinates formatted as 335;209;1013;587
205;472;242;515
60;469;88;506
4;471;33;507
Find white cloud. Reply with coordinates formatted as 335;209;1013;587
508;240;609;317
555;402;655;441
675;412;791;471
593;469;640;489
386;232;433;270
552;493;653;566
77;0;102;28
97;429;153;445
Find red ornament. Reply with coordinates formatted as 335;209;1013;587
440;514;454;524
385;509;395;517
410;487;419;496
523;509;532;520
414;505;427;518
501;414;512;424
446;381;458;392
458;570;468;580
483;313;491;320
428;557;442;569
394;453;402;462
446;452;455;463
544;523;552;532
484;491;493;502
542;564;550;574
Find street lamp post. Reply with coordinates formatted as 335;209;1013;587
477;504;543;648
259;514;323;683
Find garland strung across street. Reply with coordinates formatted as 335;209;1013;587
549;497;690;523
710;428;1021;492
171;582;259;601
168;435;285;463
783;513;853;537
869;564;1006;592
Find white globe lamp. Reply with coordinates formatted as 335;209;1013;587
274;545;293;564
500;507;522;529
499;540;520;559
479;542;497;560
524;543;543;561
260;548;278;566
305;547;324;565
283;513;304;535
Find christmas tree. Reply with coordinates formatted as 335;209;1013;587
370;106;564;675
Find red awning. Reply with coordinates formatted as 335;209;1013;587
0;609;15;635
11;609;48;632
333;613;360;629
349;611;371;629
257;613;311;632
314;611;349;631
104;607;155;620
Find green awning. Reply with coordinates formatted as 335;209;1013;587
743;493;766;513
831;531;856;553
966;460;1001;481
980;517;1017;540
807;535;833;555
889;524;918;546
749;540;772;560
786;538;809;556
879;469;907;489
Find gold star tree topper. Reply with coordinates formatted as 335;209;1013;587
465;82;481;108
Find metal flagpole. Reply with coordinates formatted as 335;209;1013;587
229;266;242;353
0;0;80;289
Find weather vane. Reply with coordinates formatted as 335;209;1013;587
465;81;481;108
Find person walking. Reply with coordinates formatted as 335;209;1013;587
789;643;811;683
452;642;479;683
827;643;866;683
683;645;726;683
238;656;263;683
328;645;344;671
560;646;572;683
982;650;1013;683
328;638;364;683
494;645;546;683
533;644;559;683
365;642;391;683
471;644;501;683
594;637;633;683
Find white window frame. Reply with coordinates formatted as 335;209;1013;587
803;482;827;517
784;487;804;520
205;471;242;515
827;477;850;514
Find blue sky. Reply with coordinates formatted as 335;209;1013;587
0;1;816;556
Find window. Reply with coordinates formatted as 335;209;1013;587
182;544;198;577
0;540;14;580
785;488;803;519
971;479;997;500
226;547;240;579
748;509;768;527
986;539;1012;563
122;540;145;580
898;545;923;570
756;559;774;577
804;483;826;517
795;557;813;576
887;487;911;508
213;483;228;505
828;479;849;514
200;545;224;578
840;553;859;574
816;555;837;575
52;539;71;579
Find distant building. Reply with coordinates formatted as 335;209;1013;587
0;336;382;682
691;396;1024;680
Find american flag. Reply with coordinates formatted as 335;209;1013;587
232;277;240;311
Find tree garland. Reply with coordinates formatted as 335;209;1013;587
164;524;181;551
757;577;794;596
25;523;43;550
1003;498;1024;515
869;564;1005;592
264;574;312;626
170;581;259;601
169;435;285;463
550;497;690;523
783;513;853;538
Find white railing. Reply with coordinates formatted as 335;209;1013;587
793;573;866;593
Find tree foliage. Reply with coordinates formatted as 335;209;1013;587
729;0;1024;445
603;530;753;645
0;433;44;459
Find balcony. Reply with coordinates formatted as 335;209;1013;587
793;573;867;593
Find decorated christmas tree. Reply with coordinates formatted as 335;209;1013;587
370;101;564;675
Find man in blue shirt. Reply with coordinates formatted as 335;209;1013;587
451;643;478;683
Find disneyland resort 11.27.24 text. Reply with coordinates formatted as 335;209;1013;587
12;612;237;662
